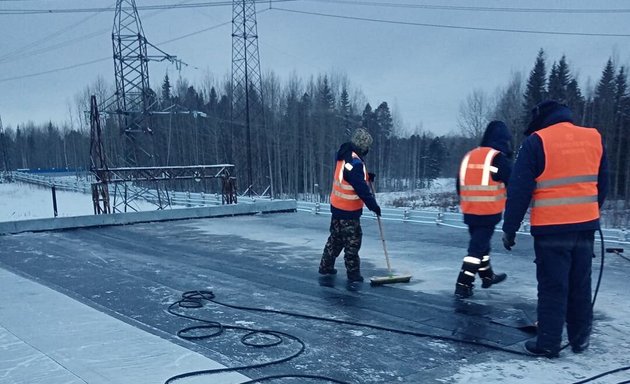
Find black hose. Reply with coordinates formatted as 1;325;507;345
163;287;533;384
164;290;328;384
568;230;630;384
591;228;606;308
165;231;628;384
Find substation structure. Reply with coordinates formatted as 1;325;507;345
90;165;237;214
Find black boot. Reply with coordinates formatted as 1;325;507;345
454;256;480;298
455;283;473;298
524;340;559;358
571;337;590;353
477;255;506;288
481;272;507;288
347;271;364;282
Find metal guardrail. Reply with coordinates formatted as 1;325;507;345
11;172;91;194
297;201;630;245
8;171;629;244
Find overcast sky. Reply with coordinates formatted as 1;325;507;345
1;0;629;136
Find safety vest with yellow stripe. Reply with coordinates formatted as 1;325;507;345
458;147;506;215
330;152;368;211
531;122;602;226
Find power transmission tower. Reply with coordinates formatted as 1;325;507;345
89;1;239;213
102;0;182;167
231;0;267;197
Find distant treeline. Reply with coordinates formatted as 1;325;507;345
0;48;627;207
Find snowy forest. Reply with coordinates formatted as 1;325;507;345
0;49;628;208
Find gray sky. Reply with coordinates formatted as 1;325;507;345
1;0;629;136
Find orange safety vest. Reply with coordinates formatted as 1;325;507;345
531;122;602;226
459;147;506;215
330;152;368;211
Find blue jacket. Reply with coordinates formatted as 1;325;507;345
502;103;608;236
330;142;379;219
457;121;513;227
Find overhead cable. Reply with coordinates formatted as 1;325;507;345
305;0;630;14
0;0;293;14
274;7;630;37
0;13;246;83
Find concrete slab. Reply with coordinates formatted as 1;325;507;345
0;268;249;384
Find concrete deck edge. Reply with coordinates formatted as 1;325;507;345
0;199;297;235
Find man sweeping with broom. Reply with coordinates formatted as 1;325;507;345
318;126;381;283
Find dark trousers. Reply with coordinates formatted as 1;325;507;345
320;218;362;275
457;225;496;286
533;231;594;351
467;225;495;257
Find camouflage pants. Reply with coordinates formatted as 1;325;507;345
319;218;362;274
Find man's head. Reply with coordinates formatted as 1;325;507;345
351;127;373;156
525;100;573;135
481;120;513;157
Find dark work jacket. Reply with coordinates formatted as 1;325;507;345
502;107;609;236
457;122;513;227
330;142;379;220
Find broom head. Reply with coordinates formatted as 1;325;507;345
370;274;412;286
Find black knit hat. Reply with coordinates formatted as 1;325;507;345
525;100;572;135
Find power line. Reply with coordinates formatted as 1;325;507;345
274;7;630;37
0;29;105;64
0;0;214;65
304;0;630;14
0;57;110;83
0;0;294;14
0;15;243;83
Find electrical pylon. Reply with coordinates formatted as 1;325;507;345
231;0;266;196
103;0;181;167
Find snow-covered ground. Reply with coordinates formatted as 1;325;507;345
376;178;458;210
0;181;165;222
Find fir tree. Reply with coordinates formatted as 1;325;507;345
522;49;547;129
161;73;172;106
565;78;585;124
339;87;352;137
547;56;570;103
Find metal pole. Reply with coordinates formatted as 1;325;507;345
51;185;58;218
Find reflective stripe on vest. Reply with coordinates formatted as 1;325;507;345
459;147;506;215
531;122;602;226
329;152;368;211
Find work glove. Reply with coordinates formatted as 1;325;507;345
502;231;516;251
373;205;382;217
368;172;376;182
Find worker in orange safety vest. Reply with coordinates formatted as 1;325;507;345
502;100;608;357
319;126;381;283
455;121;513;298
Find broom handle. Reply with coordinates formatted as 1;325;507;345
376;215;393;275
370;181;393;275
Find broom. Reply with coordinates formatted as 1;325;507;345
368;182;412;286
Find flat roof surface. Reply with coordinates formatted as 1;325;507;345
1;211;628;383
